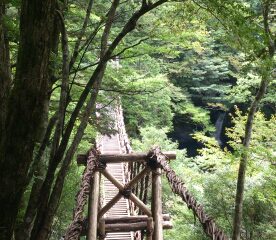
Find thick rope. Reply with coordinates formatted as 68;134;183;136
115;99;132;154
148;147;228;240
63;149;99;240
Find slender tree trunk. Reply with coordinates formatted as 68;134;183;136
232;78;268;240
232;2;275;239
35;90;99;240
0;0;56;239
16;158;47;240
27;114;58;183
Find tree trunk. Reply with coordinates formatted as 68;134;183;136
29;9;71;240
15;115;57;240
16;4;63;237
34;91;99;240
0;3;11;135
0;0;56;239
232;79;268;240
232;2;275;239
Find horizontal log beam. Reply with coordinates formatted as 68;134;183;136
105;221;172;232
81;217;173;236
77;152;176;165
103;214;170;224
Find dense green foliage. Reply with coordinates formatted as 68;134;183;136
49;1;275;239
1;0;275;239
131;110;276;240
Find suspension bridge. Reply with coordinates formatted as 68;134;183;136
64;101;228;240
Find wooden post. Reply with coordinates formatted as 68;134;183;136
99;218;105;240
87;171;100;240
147;217;154;240
152;168;163;240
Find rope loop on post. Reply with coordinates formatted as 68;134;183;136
146;146;163;170
96;161;106;171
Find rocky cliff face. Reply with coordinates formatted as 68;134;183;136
168;114;204;157
168;110;231;157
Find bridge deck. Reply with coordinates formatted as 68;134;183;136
101;134;134;240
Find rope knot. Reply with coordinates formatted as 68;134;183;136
95;161;106;171
120;188;132;199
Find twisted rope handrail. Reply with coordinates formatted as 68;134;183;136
64;148;99;240
148;147;228;240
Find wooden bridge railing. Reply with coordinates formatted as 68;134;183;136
64;99;228;240
76;149;176;240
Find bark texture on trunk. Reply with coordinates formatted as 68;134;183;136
0;1;56;239
16;115;57;240
17;5;62;238
0;3;11;135
30;10;70;240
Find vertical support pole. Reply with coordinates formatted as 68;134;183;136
152;168;163;240
87;170;100;240
99;218;105;240
146;217;154;240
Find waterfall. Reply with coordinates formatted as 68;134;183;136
215;112;226;146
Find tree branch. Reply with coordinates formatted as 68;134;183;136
69;0;94;69
111;37;149;58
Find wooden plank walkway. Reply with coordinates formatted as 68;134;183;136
101;133;134;240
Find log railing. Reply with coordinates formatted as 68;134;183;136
75;149;176;240
66;146;228;240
